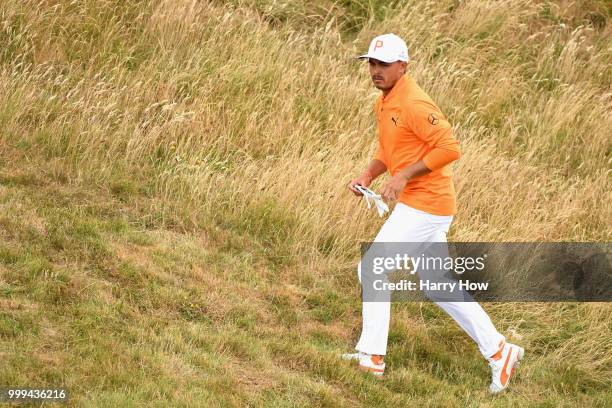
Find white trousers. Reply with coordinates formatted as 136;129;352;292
355;203;504;358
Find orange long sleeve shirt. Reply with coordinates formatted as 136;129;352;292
373;74;461;216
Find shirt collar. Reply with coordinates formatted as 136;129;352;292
382;74;409;103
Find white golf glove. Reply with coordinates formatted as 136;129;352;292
354;184;389;217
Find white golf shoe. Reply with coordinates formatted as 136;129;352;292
340;351;385;376
488;341;525;394
340;351;365;361
358;353;385;376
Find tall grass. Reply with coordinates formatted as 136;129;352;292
2;0;609;251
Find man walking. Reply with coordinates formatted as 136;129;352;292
343;34;524;394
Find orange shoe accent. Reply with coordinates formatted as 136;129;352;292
489;341;505;361
372;355;384;365
500;346;513;386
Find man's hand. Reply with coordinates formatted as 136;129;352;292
348;172;373;196
380;161;431;202
380;173;409;202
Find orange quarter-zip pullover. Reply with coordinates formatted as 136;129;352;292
373;74;461;215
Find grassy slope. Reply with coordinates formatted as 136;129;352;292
1;0;611;407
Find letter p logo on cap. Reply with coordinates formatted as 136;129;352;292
357;33;409;63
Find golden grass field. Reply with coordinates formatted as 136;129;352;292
0;0;610;406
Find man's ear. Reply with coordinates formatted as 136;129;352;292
401;61;408;74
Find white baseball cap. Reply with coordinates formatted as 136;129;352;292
357;33;409;63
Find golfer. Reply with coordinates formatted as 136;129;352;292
343;33;524;393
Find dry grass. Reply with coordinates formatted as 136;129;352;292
0;0;611;406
